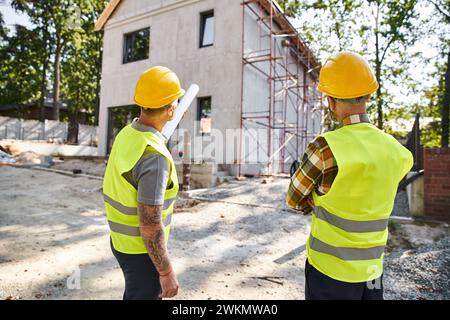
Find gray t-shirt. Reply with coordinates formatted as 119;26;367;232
123;119;170;206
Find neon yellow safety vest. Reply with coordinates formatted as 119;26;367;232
307;122;413;283
103;124;179;254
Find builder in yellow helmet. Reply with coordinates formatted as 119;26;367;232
103;66;184;300
286;52;413;300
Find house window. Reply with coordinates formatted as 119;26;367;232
197;97;212;134
123;28;150;64
199;10;214;48
107;106;139;153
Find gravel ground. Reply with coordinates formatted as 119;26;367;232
391;190;410;217
385;235;450;300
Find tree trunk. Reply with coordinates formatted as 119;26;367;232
94;33;102;126
375;3;383;129
442;47;450;148
39;21;49;122
67;114;79;145
52;36;62;121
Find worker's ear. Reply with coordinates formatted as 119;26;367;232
167;104;176;119
327;96;337;112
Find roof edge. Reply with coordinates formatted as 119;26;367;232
95;0;122;32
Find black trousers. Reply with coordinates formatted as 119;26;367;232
304;258;383;300
111;238;161;300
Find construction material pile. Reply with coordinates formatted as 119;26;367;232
0;150;15;164
385;225;450;300
14;151;42;165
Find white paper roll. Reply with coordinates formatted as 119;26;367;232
162;84;200;139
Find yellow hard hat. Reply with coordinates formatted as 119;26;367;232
134;66;185;109
318;51;379;99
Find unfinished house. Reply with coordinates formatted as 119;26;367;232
96;0;323;187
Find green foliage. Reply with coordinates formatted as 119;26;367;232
0;24;45;113
277;0;301;17
60;0;107;125
283;0;449;147
1;0;108;123
421;121;442;148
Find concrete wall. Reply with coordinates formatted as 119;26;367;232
407;171;424;217
0;116;98;146
98;0;242;158
2;140;98;157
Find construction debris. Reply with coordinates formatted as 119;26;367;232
14;151;41;165
0;150;15;164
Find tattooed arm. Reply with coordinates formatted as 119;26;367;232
138;203;178;298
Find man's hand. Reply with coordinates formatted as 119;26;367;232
159;270;179;298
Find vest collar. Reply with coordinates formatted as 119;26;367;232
131;118;166;143
341;113;370;126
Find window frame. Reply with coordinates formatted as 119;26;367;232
122;27;150;64
197;96;212;135
199;10;214;48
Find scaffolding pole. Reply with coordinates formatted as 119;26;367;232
239;0;323;176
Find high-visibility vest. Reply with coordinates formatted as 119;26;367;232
307;122;413;283
103;124;179;254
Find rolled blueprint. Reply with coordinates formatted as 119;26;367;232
162;84;200;139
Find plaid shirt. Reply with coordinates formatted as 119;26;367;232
286;113;370;214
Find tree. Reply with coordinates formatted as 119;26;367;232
429;0;450;147
279;0;361;60
282;0;420;130
61;0;106;132
12;0;84;121
11;0;53;121
9;0;107;125
365;0;418;129
0;23;44;116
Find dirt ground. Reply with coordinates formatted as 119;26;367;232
0;165;449;300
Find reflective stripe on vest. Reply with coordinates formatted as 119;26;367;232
108;214;173;237
309;234;385;261
313;206;388;233
104;193;176;214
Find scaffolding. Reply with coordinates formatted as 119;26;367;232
239;0;323;176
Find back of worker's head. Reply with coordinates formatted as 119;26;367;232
318;51;378;121
139;99;178;121
134;66;184;122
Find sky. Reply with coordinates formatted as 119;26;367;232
0;1;32;29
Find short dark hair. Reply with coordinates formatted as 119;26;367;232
139;103;172;117
332;95;370;104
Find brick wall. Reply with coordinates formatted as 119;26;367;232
424;148;450;221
